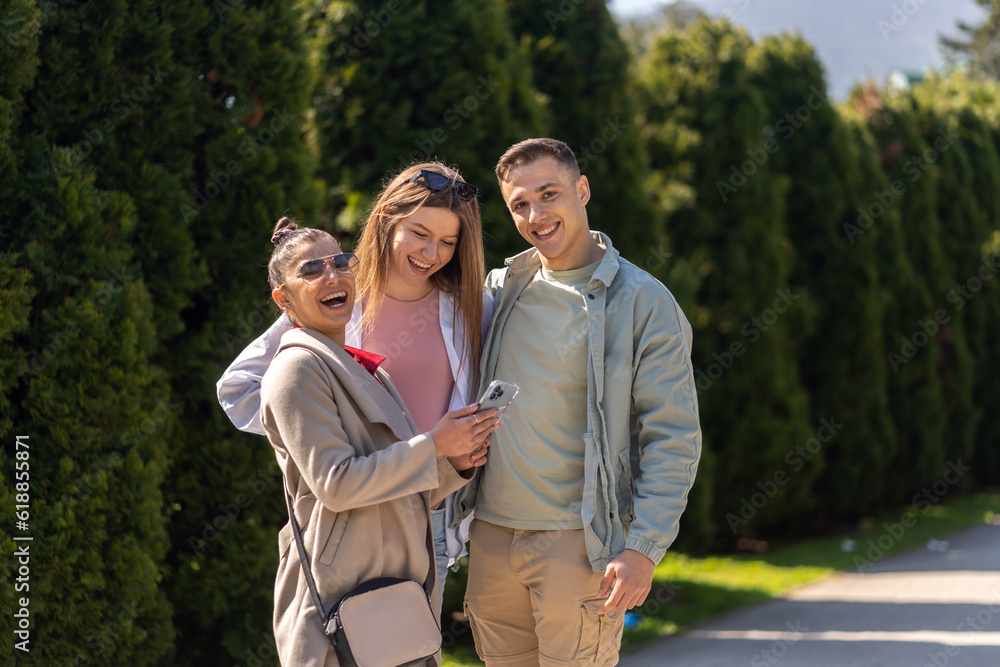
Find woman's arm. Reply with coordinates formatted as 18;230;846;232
217;314;292;435
262;348;441;512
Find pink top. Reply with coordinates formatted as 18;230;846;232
362;288;455;434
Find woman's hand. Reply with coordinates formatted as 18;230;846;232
448;434;491;471
430;404;498;461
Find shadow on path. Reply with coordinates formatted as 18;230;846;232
621;523;1000;667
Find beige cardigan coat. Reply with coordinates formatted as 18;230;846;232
260;327;471;667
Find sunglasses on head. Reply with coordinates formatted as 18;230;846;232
289;253;359;286
408;169;479;202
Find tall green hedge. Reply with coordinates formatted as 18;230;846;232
310;0;544;265
1;2;174;663
854;90;953;499
157;3;324;664
748;35;895;516
503;0;659;260
636;18;815;545
2;4;1000;664
915;77;1000;485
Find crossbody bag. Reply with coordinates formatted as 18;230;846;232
283;489;441;667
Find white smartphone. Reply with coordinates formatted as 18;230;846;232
475;380;519;419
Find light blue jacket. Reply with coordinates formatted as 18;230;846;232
453;232;702;572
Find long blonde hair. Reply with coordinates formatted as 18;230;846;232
354;162;485;384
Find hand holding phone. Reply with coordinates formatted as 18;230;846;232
476;380;519;420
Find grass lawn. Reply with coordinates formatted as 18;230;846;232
442;491;1000;666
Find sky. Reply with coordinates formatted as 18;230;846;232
609;0;987;99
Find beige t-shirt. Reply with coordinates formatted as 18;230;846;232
475;261;600;530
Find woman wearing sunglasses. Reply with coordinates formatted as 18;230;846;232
218;162;494;617
258;215;497;666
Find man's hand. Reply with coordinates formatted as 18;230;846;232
597;548;656;614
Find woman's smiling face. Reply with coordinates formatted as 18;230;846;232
274;237;356;342
386;206;461;301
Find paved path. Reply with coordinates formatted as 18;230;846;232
620;523;1000;666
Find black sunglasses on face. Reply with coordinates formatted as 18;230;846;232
408;170;479;201
290;253;359;286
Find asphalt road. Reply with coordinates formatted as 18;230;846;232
620;522;1000;667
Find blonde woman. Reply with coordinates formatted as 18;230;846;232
218;163;493;615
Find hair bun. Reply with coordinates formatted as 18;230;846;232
270;216;300;245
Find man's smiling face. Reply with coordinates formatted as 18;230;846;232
499;155;594;272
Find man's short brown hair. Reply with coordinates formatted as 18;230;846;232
495;138;581;182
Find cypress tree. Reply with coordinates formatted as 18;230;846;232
23;0;209;338
849;85;950;499
1;3;175;663
635;18;814;542
157;4;323;664
915;76;1000;484
747;35;895;516
940;0;1000;79
909;94;979;470
502;0;659;260
310;0;545;266
8;1;324;663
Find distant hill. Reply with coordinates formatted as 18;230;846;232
611;0;987;98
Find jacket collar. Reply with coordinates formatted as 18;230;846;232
504;230;620;288
276;327;416;440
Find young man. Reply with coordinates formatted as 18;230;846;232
453;138;702;665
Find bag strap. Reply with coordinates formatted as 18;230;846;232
284;487;338;642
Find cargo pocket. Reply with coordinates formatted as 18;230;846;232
578;597;625;665
463;600;487;661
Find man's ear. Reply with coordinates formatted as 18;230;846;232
576;174;591;207
272;288;291;311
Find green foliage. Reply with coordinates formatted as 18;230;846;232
635;18;815;544
309;0;545;265
1;143;174;663
747;35;895;516
503;0;658;260
914;75;1000;484
851;88;953;498
3;5;1000;665
941;0;1000;79
3;1;324;664
0;0;41;106
154;3;324;664
909;99;979;467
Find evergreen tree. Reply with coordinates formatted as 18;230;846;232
635;18;814;542
909;93;979;470
916;76;1000;484
7;1;324;663
24;0;209;338
503;0;658;261
310;0;545;266
941;0;1000;79
849;84;950;499
158;4;323;664
1;3;175;664
748;35;895;516
620;1;707;67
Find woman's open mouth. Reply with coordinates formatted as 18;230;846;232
408;256;433;274
320;291;349;308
